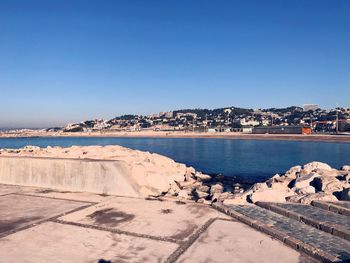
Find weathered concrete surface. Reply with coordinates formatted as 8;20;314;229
0;193;87;236
0;222;178;263
177;220;302;263
0;184;307;263
59;196;224;241
0;156;141;197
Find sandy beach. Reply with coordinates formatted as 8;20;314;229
1;130;350;143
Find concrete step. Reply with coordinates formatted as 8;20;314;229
312;200;350;217
256;202;350;242
213;203;350;262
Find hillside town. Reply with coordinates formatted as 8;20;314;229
4;105;350;135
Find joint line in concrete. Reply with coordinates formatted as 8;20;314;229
52;219;182;245
11;192;98;204
165;218;217;263
0;203;94;239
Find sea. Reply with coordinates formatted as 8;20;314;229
0;136;349;183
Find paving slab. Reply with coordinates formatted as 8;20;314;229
176;220;306;263
0;193;89;236
312;201;350;217
0;221;178;263
329;201;350;210
59;196;222;242
257;202;350;241
219;204;350;262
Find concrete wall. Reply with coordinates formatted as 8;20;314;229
0;156;141;197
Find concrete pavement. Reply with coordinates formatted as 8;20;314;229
0;184;311;263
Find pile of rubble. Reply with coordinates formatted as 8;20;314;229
224;161;350;205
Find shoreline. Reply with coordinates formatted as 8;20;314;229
1;131;350;143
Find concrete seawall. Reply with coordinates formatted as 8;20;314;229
0;156;141;197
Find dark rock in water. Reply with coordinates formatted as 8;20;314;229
339;188;350;201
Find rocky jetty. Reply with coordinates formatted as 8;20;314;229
1;146;348;205
224;161;350;205
0;145;243;200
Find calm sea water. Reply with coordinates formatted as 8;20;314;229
0;137;349;182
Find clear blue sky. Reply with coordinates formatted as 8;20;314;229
1;0;349;128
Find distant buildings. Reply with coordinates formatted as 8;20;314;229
49;105;350;134
252;126;312;135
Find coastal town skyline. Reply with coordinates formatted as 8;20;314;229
1;103;349;129
3;104;350;133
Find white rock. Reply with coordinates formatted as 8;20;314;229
251;182;269;192
314;168;339;177
197;198;211;205
184;169;195;181
285;165;302;177
196;184;210;193
342;165;350;171
195;189;209;199
195;172;212;182
303;162;332;173
210;183;224;195
292;172;320;189
311;176;347;194
294;185;316;195
248;188;294;203
212;192;235;202
223;196;247;205
298;193;338;204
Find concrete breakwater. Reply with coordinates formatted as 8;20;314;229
0;156;141;197
3;145;348;206
0;145;223;199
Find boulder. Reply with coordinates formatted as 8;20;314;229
194;172;212;182
251;182;268;192
342;165;350;171
210;183;224;195
345;173;350;182
292;172;320;189
284;165;302;178
294;185;316;195
211;191;235;202
270;180;293;190
176;180;197;189
314;168;340;177
22;145;41;152
197;198;211;205
223;195;248;205
298;192;338;204
267;174;295;190
184;168;196;181
196;184;210;193
311;176;347;194
266;174;281;187
194;189;209;199
286;195;304;203
248;188;294;203
302;162;332;174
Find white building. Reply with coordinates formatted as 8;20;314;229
240;118;259;126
